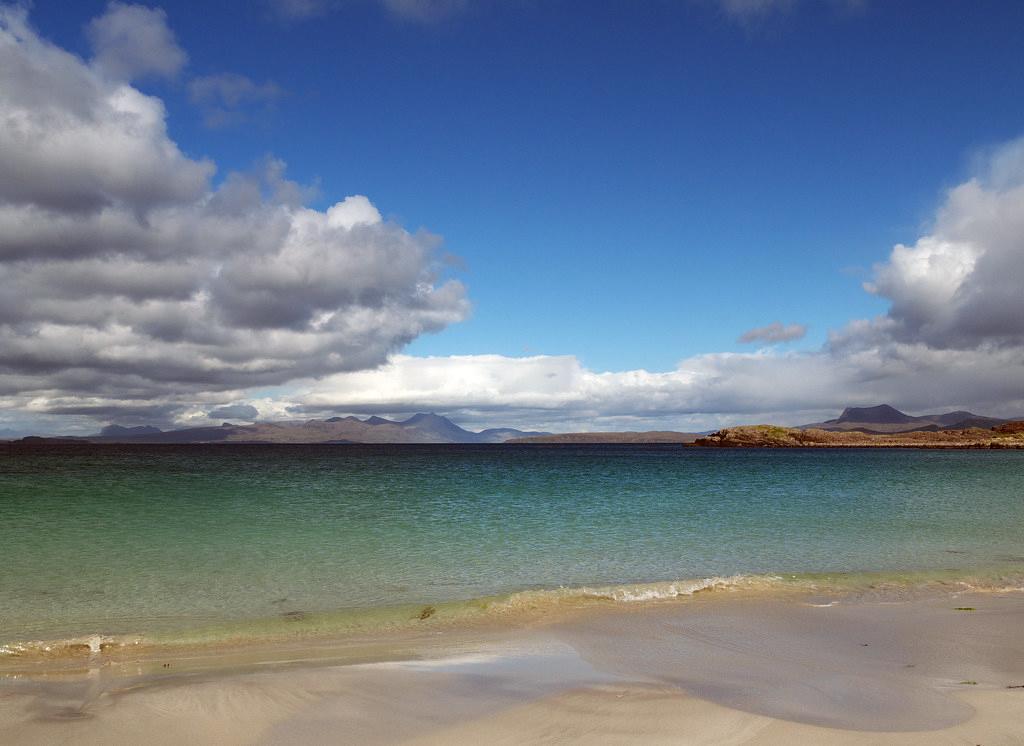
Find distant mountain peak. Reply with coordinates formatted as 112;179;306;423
398;412;475;441
402;412;445;424
836;404;916;424
71;412;548;444
803;404;1007;434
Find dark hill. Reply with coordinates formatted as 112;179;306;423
399;412;478;443
836;405;917;424
802;404;1008;434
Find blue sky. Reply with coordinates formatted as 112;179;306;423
33;0;1024;369
3;1;1024;433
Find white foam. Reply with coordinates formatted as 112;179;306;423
582;574;760;602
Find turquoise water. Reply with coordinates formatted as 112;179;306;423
2;443;1023;648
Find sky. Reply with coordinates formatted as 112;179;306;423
2;0;1024;435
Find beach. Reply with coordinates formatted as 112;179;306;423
5;0;1024;741
3;444;1024;742
2;588;1023;744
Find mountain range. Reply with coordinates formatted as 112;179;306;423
7;404;1016;444
62;413;549;444
800;404;1010;434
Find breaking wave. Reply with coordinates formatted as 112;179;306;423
3;568;1022;667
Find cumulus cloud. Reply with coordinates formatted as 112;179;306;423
860;140;1024;351
0;8;210;213
208;403;260;421
738;321;807;344
188;73;283;128
86;2;187;81
0;7;468;428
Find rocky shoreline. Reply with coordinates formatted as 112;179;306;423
692;422;1024;448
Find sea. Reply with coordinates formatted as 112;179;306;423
2;443;1023;657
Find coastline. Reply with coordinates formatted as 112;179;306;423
3;585;1023;744
690;424;1024;449
4;564;1024;670
5;445;1024;742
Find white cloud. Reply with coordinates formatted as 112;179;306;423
861;138;1024;350
326;194;383;229
0;7;468;428
0;7;210;213
280;339;1024;432
86;2;187;81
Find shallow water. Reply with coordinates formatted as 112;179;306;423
2;443;1023;649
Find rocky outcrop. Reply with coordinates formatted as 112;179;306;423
694;424;1024;449
994;421;1024;435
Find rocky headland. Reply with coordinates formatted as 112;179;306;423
693;421;1024;448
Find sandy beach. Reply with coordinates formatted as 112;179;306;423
3;589;1023;744
5;1;1024;744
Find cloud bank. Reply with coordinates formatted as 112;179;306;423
279;135;1024;430
0;5;467;430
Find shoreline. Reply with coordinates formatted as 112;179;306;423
2;587;1023;743
690;423;1024;449
4;564;1024;673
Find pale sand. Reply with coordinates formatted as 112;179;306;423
2;591;1023;744
406;686;1024;745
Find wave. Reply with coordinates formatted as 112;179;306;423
3;567;1023;666
495;574;770;607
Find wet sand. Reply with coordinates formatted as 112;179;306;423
2;590;1023;744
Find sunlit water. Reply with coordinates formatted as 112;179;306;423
2;444;1022;648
